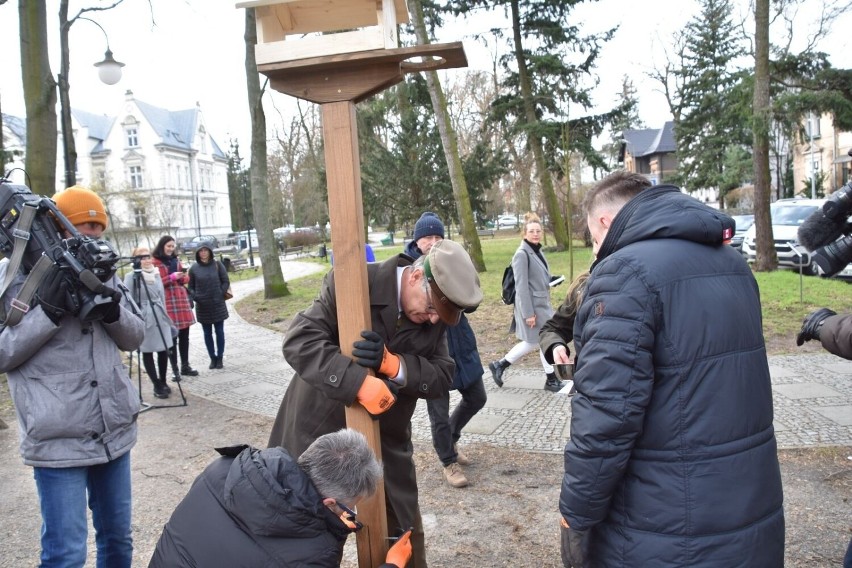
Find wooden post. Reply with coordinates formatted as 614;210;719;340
322;100;388;565
240;5;467;564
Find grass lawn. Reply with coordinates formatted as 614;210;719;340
238;231;851;357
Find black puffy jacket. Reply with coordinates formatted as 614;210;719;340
188;250;229;324
560;186;784;567
148;446;352;568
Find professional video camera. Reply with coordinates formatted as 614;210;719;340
0;180;121;322
797;178;852;278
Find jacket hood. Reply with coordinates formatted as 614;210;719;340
194;246;214;263
222;446;349;541
404;239;423;259
594;185;735;268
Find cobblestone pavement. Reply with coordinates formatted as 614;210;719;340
177;261;852;452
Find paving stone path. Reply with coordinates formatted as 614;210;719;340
179;261;852;452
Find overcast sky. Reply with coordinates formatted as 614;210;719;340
1;0;850;164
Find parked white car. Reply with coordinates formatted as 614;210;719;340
740;198;852;279
496;215;519;229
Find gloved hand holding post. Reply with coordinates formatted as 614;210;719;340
355;375;397;416
384;529;412;568
353;330;401;378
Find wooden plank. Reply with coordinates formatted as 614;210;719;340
322;100;388;567
270;59;402;103
256;5;289;43
378;0;398;49
259;41;467;74
237;0;410;24
254;28;385;65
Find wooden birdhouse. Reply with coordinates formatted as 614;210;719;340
237;0;410;65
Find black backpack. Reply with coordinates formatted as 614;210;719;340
501;265;516;305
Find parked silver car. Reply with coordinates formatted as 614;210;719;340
729;214;754;254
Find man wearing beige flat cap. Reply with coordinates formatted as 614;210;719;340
269;239;482;567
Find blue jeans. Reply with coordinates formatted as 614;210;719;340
32;452;133;568
201;321;225;359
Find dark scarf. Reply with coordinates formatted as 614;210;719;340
155;254;180;274
524;239;548;270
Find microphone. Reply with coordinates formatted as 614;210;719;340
798;210;846;252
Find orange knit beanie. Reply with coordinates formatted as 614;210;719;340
53;185;108;229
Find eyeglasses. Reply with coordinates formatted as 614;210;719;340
337;502;363;531
137;254;151;260
421;279;438;315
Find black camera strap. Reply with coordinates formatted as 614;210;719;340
0;203;54;328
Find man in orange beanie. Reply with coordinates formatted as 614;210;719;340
0;185;144;567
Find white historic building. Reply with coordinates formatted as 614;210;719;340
3;90;232;256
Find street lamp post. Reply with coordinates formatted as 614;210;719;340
808;114;816;199
58;13;124;190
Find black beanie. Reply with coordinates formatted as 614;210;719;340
413;212;445;242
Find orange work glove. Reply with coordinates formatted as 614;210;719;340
385;529;412;568
356;375;396;416
352;331;401;378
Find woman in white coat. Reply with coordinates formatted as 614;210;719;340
124;246;176;399
489;213;566;392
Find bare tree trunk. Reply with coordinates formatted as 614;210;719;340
20;0;57;194
408;0;484;271
509;0;568;249
244;8;288;298
752;0;777;271
58;0;76;189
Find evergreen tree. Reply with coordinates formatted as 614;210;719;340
449;0;616;249
226;140;251;233
602;76;644;171
673;0;750;204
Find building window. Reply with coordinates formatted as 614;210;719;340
129;166;143;189
126;127;139;147
134;207;147;228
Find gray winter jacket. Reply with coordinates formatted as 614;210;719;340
512;240;554;343
0;259;145;467
124;270;174;353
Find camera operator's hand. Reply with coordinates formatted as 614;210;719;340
796;308;837;346
98;284;123;324
36;267;74;325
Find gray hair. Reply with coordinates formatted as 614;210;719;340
583;170;652;217
297;429;383;504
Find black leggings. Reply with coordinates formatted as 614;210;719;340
142;351;171;382
171;327;191;367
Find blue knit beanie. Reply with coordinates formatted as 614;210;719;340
413;212;445;241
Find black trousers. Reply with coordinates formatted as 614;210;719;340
142;351;170;382
426;378;487;466
171;327;191;367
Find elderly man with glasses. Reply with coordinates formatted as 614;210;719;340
148;429;413;567
268;239;483;568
